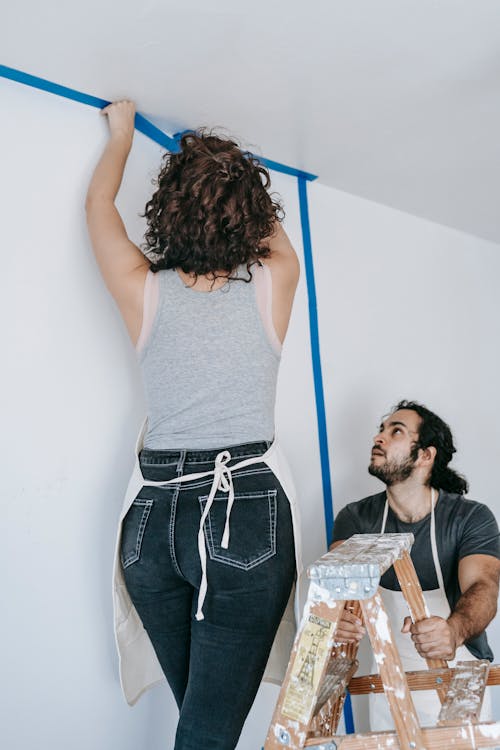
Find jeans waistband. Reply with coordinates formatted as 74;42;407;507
139;440;272;467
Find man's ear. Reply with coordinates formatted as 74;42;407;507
418;445;437;467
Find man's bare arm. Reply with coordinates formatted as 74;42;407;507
403;554;500;660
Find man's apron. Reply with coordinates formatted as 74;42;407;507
369;489;492;729
112;420;303;706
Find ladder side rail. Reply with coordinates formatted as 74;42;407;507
393;550;448;701
308;658;358;739
360;590;425;750
264;597;346;750
308;601;362;738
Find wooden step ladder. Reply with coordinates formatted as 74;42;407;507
265;533;500;750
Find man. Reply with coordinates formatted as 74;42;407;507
331;400;500;729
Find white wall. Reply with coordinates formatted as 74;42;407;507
2;74;500;749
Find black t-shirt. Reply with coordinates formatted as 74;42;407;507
331;490;500;660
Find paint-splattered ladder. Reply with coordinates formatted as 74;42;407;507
265;533;500;750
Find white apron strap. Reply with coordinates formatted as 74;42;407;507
380;496;389;533
429;489;446;592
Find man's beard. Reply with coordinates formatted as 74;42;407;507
368;449;418;486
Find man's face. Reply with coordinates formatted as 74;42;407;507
368;409;422;486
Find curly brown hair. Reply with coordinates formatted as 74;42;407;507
142;130;284;276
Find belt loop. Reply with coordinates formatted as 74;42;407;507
176;450;186;475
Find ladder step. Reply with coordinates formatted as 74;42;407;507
437;659;490;726
349;664;500;694
308;534;414;600
305;721;500;750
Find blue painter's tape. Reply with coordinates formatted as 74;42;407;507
344;690;355;733
0;64;108;108
297;176;334;544
173;129;195;141
134;113;180;152
298;176;355;734
0;64;316;179
0;64;180;152
256;155;317;182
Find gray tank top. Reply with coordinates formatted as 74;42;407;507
138;267;281;449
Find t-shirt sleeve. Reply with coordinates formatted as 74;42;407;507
331;505;360;545
459;503;500;560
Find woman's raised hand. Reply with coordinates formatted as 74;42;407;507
101;100;136;143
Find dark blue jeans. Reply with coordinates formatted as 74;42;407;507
121;441;295;750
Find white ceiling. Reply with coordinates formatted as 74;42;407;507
3;0;500;243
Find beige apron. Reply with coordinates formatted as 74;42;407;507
369;490;492;729
112;420;303;706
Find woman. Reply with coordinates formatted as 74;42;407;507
86;101;301;750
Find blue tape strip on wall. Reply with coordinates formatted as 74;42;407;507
0;64;179;151
297;176;334;544
0;64;317;180
297;176;355;734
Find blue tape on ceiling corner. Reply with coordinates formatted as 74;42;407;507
0;64;107;107
297;175;356;734
134;113;180;152
0;64;317;180
257;155;317;182
0;64;179;152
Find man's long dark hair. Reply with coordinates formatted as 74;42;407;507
396;400;469;494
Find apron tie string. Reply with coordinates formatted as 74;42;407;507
196;450;235;621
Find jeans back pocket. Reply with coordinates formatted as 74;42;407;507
120;498;154;569
199;490;277;570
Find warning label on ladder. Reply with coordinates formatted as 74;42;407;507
282;614;333;724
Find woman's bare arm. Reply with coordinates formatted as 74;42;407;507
85;100;149;344
263;222;300;342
